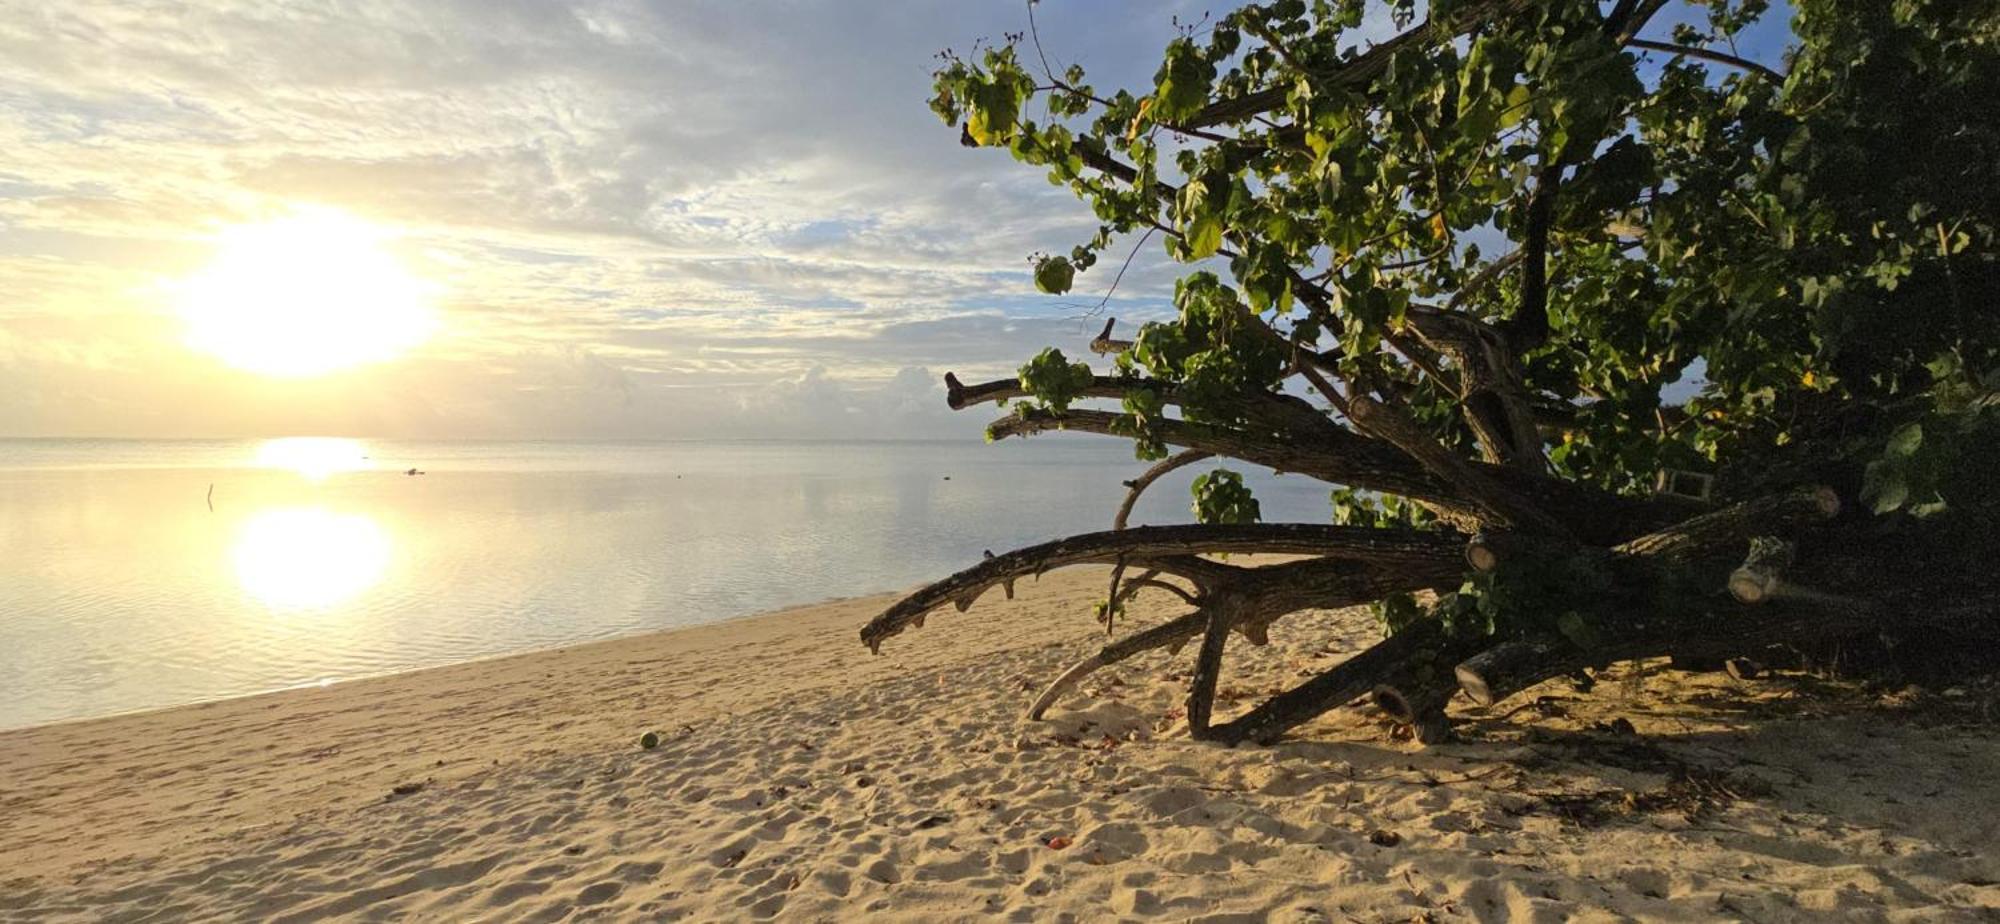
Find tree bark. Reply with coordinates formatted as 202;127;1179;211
1186;606;1234;739
1028;611;1209;720
991;407;1694;544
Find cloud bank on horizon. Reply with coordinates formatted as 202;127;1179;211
0;0;1243;439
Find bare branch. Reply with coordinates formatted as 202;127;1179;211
1089;317;1131;356
1127;576;1199;606
1347;395;1572;536
1627;38;1786;84
1027;554;1468;720
1114;450;1215;530
1402;309;1547;470
1028;611;1206;720
1614;486;1839;566
945;371;1329;433
988;407;1472;517
944;371;1138;411
1185;604;1234;738
860;523;1468;651
990;406;1695;544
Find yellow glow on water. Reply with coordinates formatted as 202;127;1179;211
176;206;439;377
234;508;391;612
253;437;373;481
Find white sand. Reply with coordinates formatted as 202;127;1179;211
2;567;1996;922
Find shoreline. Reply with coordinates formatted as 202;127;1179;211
4;566;1996;921
0;587;886;737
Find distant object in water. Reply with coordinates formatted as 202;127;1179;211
943;475;951;480
405;468;425;476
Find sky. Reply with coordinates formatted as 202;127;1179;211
0;1;1794;440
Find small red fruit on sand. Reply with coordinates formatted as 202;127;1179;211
1046;836;1073;850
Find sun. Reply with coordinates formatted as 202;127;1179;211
177;207;439;377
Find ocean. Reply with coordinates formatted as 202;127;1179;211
0;437;1336;729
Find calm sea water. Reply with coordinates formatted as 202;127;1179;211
0;437;1334;729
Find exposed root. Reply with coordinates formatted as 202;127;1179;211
862;524;1465;652
1027;611;1209;719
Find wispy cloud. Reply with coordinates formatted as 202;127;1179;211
0;0;1221;438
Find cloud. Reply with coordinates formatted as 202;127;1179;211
0;0;1242;437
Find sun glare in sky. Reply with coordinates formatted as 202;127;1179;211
177;207;439;377
234;507;392;612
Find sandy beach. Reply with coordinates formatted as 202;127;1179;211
2;567;1996;922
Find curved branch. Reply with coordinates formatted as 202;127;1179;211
989;407;1472;517
861;523;1468;651
991;407;1694;545
1627;38;1786;84
1027;610;1209;720
1114;450;1214;530
1127;577;1199;606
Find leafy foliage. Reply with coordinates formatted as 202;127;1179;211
1330;487;1435;529
1191;469;1262;525
939;0;1998;626
1015;347;1094;413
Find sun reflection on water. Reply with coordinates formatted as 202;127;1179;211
253;437;373;481
234;507;391;611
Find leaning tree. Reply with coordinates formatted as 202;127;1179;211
862;0;1999;744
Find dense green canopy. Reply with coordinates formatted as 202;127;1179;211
932;0;1996;517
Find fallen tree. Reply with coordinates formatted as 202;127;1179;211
862;0;2000;743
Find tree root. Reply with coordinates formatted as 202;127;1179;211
869;477;1999;749
1027;611;1207;719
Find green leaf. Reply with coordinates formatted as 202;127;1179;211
1191;468;1261;525
1033;256;1075;294
1017;347;1094;412
1499;83;1532;128
1184;214;1223;260
966;77;1020;146
1861;459;1909;514
1886;422;1923;459
1152;39;1214;123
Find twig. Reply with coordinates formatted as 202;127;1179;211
1626;38;1785;84
1090;227;1158;314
